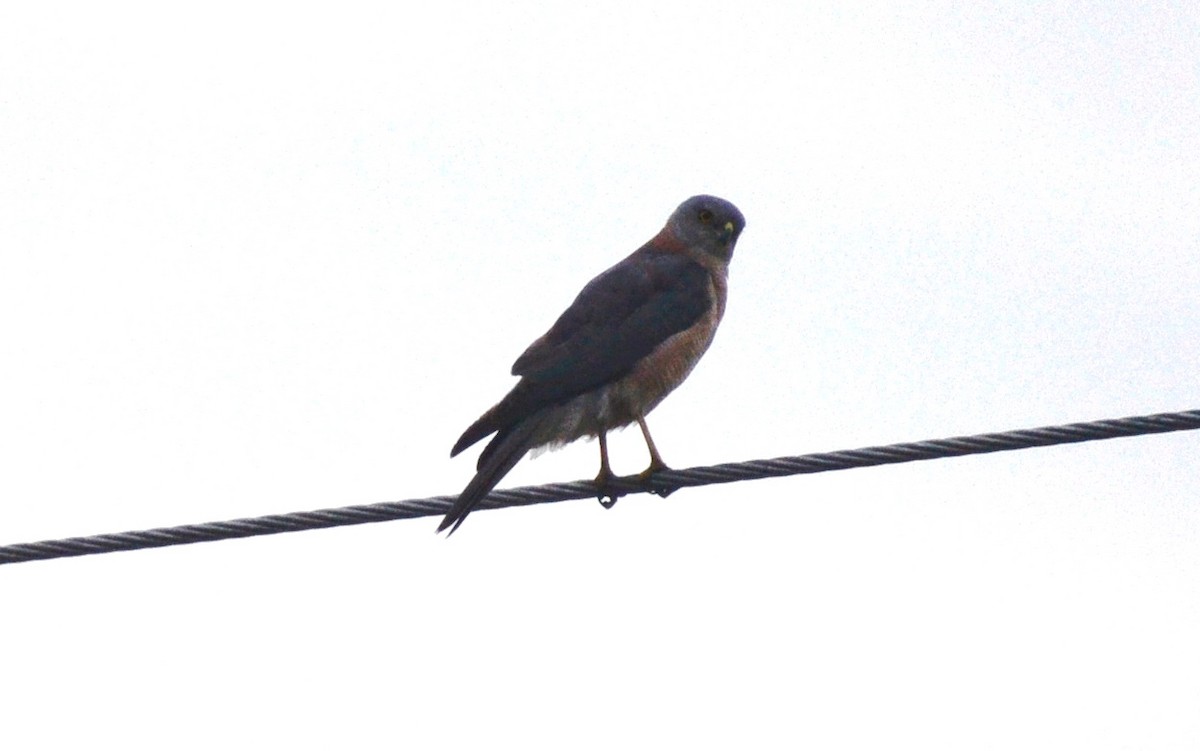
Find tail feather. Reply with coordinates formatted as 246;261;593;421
439;415;544;535
451;409;500;458
450;381;539;458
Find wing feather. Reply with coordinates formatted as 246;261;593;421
510;248;711;408
449;247;713;458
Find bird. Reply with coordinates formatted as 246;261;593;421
440;194;746;534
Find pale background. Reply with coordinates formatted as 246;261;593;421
2;2;1198;748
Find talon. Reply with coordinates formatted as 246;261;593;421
638;460;675;497
594;468;619;508
637;460;669;482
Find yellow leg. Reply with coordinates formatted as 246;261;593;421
636;416;670;478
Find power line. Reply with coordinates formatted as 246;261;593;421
2;408;1198;566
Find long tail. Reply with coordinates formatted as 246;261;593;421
439;414;544;535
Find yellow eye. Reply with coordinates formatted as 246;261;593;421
698;209;714;223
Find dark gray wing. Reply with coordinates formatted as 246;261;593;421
510;247;711;408
449;247;712;459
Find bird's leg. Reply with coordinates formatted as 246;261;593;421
636;417;677;498
636;416;670;477
594;431;619;509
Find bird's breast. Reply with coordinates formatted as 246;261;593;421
603;269;727;426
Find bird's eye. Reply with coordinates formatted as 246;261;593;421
698;209;714;223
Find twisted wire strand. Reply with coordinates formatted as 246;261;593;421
2;408;1197;566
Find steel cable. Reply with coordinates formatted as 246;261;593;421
2;408;1197;565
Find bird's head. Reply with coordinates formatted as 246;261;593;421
665;195;746;263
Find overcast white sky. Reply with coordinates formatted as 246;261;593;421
2;2;1198;748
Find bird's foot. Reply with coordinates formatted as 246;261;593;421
638;460;676;497
594;466;620;509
